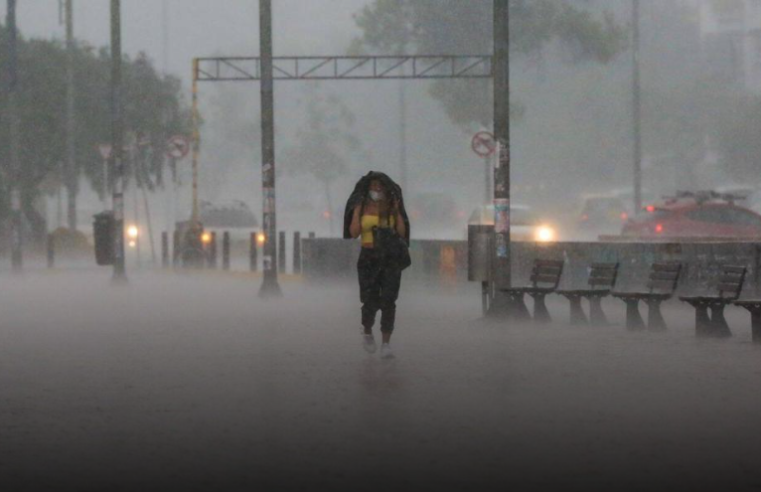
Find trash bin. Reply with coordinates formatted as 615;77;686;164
468;224;493;282
93;211;115;266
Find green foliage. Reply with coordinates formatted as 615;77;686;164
282;85;365;233
353;0;626;129
0;23;190;231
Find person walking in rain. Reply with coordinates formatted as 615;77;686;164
345;172;411;359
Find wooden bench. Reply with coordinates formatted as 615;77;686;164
679;266;746;338
499;259;564;323
556;263;619;325
732;300;761;344
612;263;682;331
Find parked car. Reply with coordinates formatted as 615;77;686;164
622;191;761;239
468;204;557;242
577;195;630;233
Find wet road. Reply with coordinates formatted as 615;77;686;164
1;271;760;491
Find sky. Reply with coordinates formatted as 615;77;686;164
1;0;370;81
2;1;485;238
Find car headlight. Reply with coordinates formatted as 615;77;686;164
535;225;556;243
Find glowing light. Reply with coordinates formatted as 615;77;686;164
535;226;556;243
621;212;629;221
646;205;656;213
128;240;137;248
127;225;139;239
323;211;331;219
655;224;664;234
257;233;266;245
201;232;212;244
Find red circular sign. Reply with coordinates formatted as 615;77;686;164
471;131;496;158
165;135;190;160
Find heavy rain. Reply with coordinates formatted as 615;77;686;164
1;1;761;491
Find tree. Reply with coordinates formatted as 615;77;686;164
0;23;190;245
353;0;626;129
282;85;365;235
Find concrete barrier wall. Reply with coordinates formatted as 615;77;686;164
302;239;761;296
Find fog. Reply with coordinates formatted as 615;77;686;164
1;272;760;490
4;1;761;490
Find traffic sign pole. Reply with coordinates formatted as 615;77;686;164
110;0;127;283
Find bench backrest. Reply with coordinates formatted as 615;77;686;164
529;259;564;290
646;262;682;294
717;265;746;300
587;263;619;290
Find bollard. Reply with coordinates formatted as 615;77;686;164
161;231;169;268
293;231;302;275
47;233;55;269
173;230;181;268
279;231;286;274
207;232;218;269
250;232;258;272
222;231;231;271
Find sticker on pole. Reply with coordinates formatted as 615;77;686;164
471;131;496;158
165;135;190;160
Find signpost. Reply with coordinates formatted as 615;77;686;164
165;134;190;160
472;131;496;206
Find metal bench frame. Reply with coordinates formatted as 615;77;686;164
612;263;682;331
499;259;564;323
557;263;619;325
733;300;761;344
680;266;746;338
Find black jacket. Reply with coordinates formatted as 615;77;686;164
343;171;411;243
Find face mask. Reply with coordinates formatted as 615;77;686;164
369;191;384;202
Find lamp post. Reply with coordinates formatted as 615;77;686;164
6;0;22;273
632;0;642;213
258;0;283;298
111;0;127;282
487;0;511;316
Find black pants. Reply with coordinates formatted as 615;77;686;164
358;248;402;333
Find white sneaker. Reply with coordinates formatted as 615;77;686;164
380;343;395;360
362;334;377;354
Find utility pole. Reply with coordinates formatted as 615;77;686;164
65;0;78;231
632;0;642;213
111;0;127;282
7;0;22;272
399;75;408;191
487;0;511;317
258;0;282;298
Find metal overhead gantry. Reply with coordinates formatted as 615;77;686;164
195;55;493;81
191;0;509;303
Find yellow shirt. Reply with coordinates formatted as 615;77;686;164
361;214;396;245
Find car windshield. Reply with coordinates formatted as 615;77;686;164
634;208;672;220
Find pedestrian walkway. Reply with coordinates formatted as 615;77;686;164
0;272;759;491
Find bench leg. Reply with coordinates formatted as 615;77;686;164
567;295;587;325
708;304;732;338
751;309;761;344
532;293;552;324
588;296;609;326
508;294;532;321
624;299;646;331
646;299;667;331
694;304;712;338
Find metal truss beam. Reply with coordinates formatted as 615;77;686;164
196;55;493;82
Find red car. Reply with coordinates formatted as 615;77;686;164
622;192;761;239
